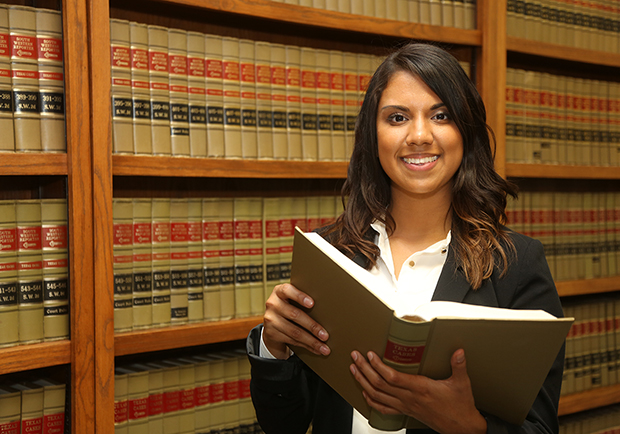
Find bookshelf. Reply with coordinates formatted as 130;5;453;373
0;0;618;431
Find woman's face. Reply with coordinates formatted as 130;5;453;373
376;70;463;204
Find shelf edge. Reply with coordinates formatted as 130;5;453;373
0;340;71;375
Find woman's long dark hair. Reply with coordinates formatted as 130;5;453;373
324;42;518;289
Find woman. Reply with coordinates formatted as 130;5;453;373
246;42;564;434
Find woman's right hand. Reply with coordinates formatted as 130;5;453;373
262;283;331;360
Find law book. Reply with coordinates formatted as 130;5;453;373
306;196;321;232
218;198;235;320
202;197;222;322
16;199;44;344
30;377;66;434
300;46;318;161
132;198;153;330
170;197;189;325
220;352;241;431
440;0;454;27
188;355;211;432
115;367;130;434
232;197;261;318
41;198;69;341
239;38;258;159
168;28;190;157
129;21;153;155
222;36;242;158
0;386;21;433
285;44;303;160
343;51;359;160
35;8;65;153
254;41;273;159
385;0;398;20
187;30;207;158
171;358;197;433
329;50;346;161
319;195;338;228
0;4;14;152
151;198;172;328
158;360;182;434
0;253;18;348
116;365;150;434
146;24;172;156
289;227;573;431
523;69;542;164
262;197;282;310
113;197;134;333
187;198;204;322
271;42;288;160
12;382;44;434
137;362;164;434
556;74;569;165
428;0;442;25
110;19;133;154
205;33;224;158
315;48;333;161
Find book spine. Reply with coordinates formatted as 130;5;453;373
168;28;190;157
147;24;172;156
114;368;129;432
263;197;282;302
247;199;265;317
130;21;153;156
202;197;222;322
0;254;18;348
255;41;273;160
222;37;242;159
300;47;318;161
187;198;205;323
233;198;253;318
110;19;133;155
315;48;332;161
329;50;346;162
36;8;64;153
285;45;302;160
271;43;288;160
441;0;454;27
187;31;207;158
16;199;44;344
343;51;358;160
151;197;172;328
10;6;41;152
205;34;225;158
15;383;45;434
239;39;258;159
41;198;69;341
218;199;235;320
0;5;13;152
0;386;21;433
132;198;153;330
170;198;189;325
429;0;443;26
113;198;134;333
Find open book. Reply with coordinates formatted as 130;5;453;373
289;227;573;431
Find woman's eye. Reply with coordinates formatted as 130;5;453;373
388;113;407;123
433;112;451;121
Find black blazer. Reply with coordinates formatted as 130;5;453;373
247;230;565;434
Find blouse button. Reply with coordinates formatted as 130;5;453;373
408;260;415;267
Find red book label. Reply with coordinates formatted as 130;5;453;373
128;397;149;419
163;390;181;413
18;225;42;251
149;51;169;73
0;421;20;434
42;225;67;249
0;227;17;253
384;340;425;364
11;35;37;60
114;400;128;424
206;59;223;79
131;48;148;70
188;56;205;78
133;222;152;245
149;392;164;416
195;384;210;406
21;417;43;434
169;54;188;76
42;412;64;434
110;45;130;68
113;223;133;246
38;37;63;62
180;388;195;409
0;33;9;57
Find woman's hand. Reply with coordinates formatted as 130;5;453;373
349;349;487;434
262;283;331;360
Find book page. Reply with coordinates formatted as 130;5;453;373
411;300;560;321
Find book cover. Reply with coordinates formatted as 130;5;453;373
255;41;273;159
0;386;20;433
0;4;14;152
113;197;134;333
151;197;172;328
300;46;318;161
218;198;235;320
9;5;42;152
343;51;359;160
0;253;18;348
202;197;221;322
329;50;346;162
285;44;302;160
271;43;288;160
315;48;333;161
440;0;454;27
187;198;204;323
232;197;259;318
262;197;282;304
36;8;64;153
205;33;224;158
13;382;44;434
239;38;258;159
31;378;66;434
168;28;190;157
290;227;573;430
130;21;153;156
114;367;130;433
170;197;189;325
187;30;207;158
132;198;153;330
147;24;172;156
110;19;133;155
116;365;150;434
222;36;242;159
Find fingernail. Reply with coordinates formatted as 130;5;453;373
456;351;465;363
351;351;358;361
318;329;328;340
320;345;330;356
367;352;374;361
303;297;313;307
350;364;357;375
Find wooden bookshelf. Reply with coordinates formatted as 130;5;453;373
556;277;620;298
506;164;620;180
0;153;67;175
558;384;620;416
0;340;71;375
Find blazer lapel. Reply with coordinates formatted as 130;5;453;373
431;247;471;302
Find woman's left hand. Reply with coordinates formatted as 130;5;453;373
349;349;487;434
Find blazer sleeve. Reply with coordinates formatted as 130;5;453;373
483;236;565;434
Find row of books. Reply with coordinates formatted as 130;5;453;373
0;376;66;434
112;195;343;332
559;403;620;434
505;67;620;166
270;0;476;29
114;348;259;434
562;294;620;396
0;4;66;153
507;191;620;283
507;0;620;53
0;198;69;348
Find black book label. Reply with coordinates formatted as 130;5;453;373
153;294;171;304
133;296;152;307
346;114;356;132
235;265;251;284
273;111;287;129
153;270;171;290
0;282;17;306
302;113;317;130
19;280;43;303
188;292;203;301
133;271;152;292
288;111;301;129
40;92;64;114
170;103;189;122
204;267;221;286
44;277;68;301
257;110;272;127
249;264;263;282
207;106;224;124
171;306;188;318
332;115;345;131
171;127;190;136
188;268;203;288
133;99;151;119
151;101;170;121
14;91;40;113
242;109;257;127
114;299;133;309
190;105;207;124
220;266;235;285
318;114;331;131
171;270;188;289
114;273;133;295
112;96;133;118
44;305;69;317
0;90;12;112
266;264;281;281
224;108;241;126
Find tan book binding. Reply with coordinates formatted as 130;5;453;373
187;198;204;322
147;24;172;156
110;19;133;154
218;198;235;320
132;198;153;330
271;43;288;160
0;5;14;152
168;28;190;157
205;34;224;158
255;40;273;159
222;36;242;158
329;50;346;161
300;47;318;161
285;44;302;160
151;197;172;328
170;198;189;325
113;198;134;332
187;31;207;157
315;48;333;161
130;22;153;155
202;197;222;322
239;39;258;159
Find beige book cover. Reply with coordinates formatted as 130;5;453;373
343;51;358;159
350;0;363;15
418;0;431;24
114;367;129;433
505;68;519;163
187;30;207;158
218;198;235;320
523;70;542;164
325;0;338;11
319;195;338;228
189;356;211;432
0;255;18;348
170;197;189;325
300;46;318;161
0;386;20;432
110;19;134;155
315;48;333;161
329;50;346;161
151;198;171;328
0;200;17;258
232;197;257;318
255;41;273;159
138;363;164;434
605;300;618;385
130;22;153;155
157;360;181;434
168;28;190;157
113;198;134;333
429;0;442;26
17;251;44;344
453;0;465;28
205;34;224;158
222;36;242;159
290;227;573;430
463;0;475;29
262;197;282;303
202;197;221;322
440;0;454;27
200;354;226;430
384;0;397;20
0;4;14;152
239;38;258;159
187;198;204;323
219;352;241;430
12;382;44;433
271;43;288;160
116;365;150;434
337;0;351;13
132;198;153;330
31;378;66;433
172;359;197;433
555;75;569;165
285;44;302;160
36;8;64;152
147;24;172;156
564;76;580;165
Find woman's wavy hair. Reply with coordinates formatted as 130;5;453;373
325;42;518;289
